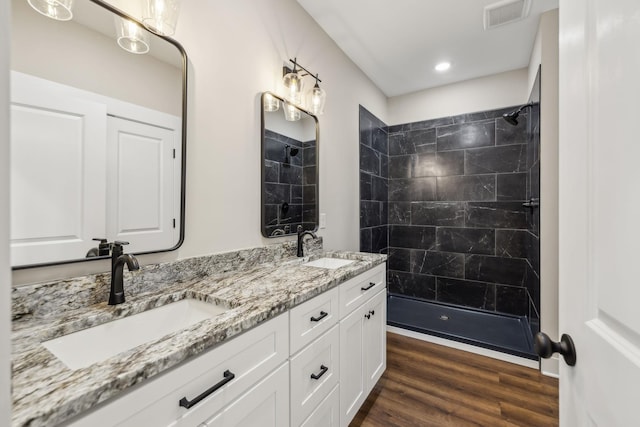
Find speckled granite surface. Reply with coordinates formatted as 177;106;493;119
11;240;386;427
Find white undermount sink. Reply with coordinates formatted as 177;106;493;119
304;257;355;269
42;299;229;370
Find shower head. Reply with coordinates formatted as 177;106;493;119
502;103;533;126
289;147;299;156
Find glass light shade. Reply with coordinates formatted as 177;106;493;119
282;71;304;105
142;0;181;36
264;93;280;112
115;17;150;55
309;84;326;115
283;103;301;122
27;0;73;21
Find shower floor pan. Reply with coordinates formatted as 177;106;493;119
387;295;538;360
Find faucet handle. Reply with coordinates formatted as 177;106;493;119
113;240;130;247
297;225;303;234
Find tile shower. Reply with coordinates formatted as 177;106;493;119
264;129;317;236
359;82;541;358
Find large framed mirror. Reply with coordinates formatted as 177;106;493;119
261;92;318;237
10;0;187;268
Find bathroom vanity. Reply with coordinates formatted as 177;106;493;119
11;242;386;427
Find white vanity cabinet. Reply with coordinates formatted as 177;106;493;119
61;314;289;427
58;262;386;427
338;264;387;427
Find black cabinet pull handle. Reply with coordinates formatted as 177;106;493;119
179;370;235;409
361;282;376;291
310;365;329;380
369;310;375;316
364;313;371;319
310;311;328;322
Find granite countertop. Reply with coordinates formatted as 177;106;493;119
11;249;386;427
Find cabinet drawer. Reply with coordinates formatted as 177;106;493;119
290;287;339;355
290;324;340;427
200;362;289;427
64;314;289;427
300;384;339;427
339;263;386;319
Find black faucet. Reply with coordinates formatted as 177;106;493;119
297;225;318;257
109;241;140;305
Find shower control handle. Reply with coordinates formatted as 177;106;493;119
534;332;577;366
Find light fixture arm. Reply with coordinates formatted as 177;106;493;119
283;58;322;83
516;103;534;114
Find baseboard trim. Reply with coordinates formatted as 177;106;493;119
387;325;540;369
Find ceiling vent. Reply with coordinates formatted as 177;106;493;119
483;0;532;30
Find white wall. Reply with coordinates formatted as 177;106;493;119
530;9;560;377
1;0;11;424
387;68;529;125
13;0;387;284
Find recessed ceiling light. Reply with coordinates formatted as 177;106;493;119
435;62;451;72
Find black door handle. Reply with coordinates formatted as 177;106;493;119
310;365;329;380
361;282;376;291
179;370;235;409
534;332;577;366
310;311;328;322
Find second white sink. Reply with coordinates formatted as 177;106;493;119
304;257;355;269
42;299;229;370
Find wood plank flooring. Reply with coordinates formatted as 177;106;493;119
351;332;559;427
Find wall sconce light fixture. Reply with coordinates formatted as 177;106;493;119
263;92;280;112
281;58;326;117
114;17;150;55
283;102;302;122
142;0;181;36
27;0;73;21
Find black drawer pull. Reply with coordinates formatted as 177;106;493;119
310;365;329;380
179;370;235;409
310;311;328;322
369;310;375;316
361;282;376;291
365;313;371;319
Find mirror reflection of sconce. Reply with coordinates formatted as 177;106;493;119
27;0;73;21
278;58;326;118
114;17;150;54
142;0;181;37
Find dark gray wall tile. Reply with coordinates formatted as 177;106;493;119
411;250;464;278
371;175;388;202
436;277;496;310
360;228;372;253
495;285;528;316
389;202;411;224
466;202;528;229
390;225;436;250
436;121;495;151
497;173;527;200
437;175;495;201
360;172;372;200
413;153;437;177
388;248;411;272
465;255;528;286
389;155;412;179
360;201;382;228
303;165;316;185
292;185;303;203
280;204;302;224
436;151;465;176
389;178;437;201
437;228;495;255
496;117;528;145
496;229;529;258
279;164;302;185
264;204;278;226
411;202;465;226
360;144;380;175
380;155;389;179
371;226;388;254
388;271;436;300
265;183;290;204
465;144;526;174
372;127;388;154
303;185;316;204
406;129;436;153
264;160;279;183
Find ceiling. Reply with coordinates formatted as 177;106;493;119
297;0;558;97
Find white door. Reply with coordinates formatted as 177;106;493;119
107;116;177;253
559;0;640;424
363;290;386;389
339;306;366;427
10;78;106;266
